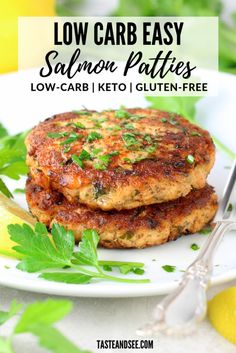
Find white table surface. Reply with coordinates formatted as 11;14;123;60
1;281;236;353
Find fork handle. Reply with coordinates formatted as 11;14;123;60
151;221;235;333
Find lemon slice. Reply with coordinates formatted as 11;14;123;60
208;287;236;344
0;192;35;257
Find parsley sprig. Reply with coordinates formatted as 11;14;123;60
8;223;150;284
0;125;28;198
0;299;88;353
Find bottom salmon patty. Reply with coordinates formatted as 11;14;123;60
26;176;218;249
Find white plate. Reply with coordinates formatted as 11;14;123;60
0;69;235;297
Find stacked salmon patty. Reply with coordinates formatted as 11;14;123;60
25;108;217;248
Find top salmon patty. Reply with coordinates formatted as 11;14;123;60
25;108;215;210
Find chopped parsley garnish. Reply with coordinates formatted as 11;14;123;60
143;134;152;143
98;155;111;165
130;114;144;121
227;203;233;212
47;132;68;139
92;117;108;123
87;131;102;142
93;151;119;170
71;155;83;168
115;109;130;119
124;123;135;130
71;149;91;168
162;265;176;273
14;188;25;194
186;154;195;164
122;132;139;147
91;147;103;156
145;144;157;153
66;121;86;129
60;132;83;145
79;149;91;160
108;125;122;131
169;117;178;125
199;225;212;234
63;146;71;153
191;131;202;137
161;118;167;123
72;110;91;116
123;157;132;164
93;162;106;170
132;268;145;275
191;243;200;251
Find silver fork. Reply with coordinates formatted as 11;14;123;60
137;159;236;336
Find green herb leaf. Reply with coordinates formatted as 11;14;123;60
51;224;75;261
73;110;91;116
8;222;150;285
74;229;99;267
191;131;202;137
47;132;68;139
91;147;103;156
145;144;157;153
8;223;72;272
115;109;130;119
71;154;84;168
60;132;83;145
0;130;28;197
191;243;200;251
199;225;212;235
27;324;88;353
71;149;91;169
93;152;119;170
102;265;113;272
0;178;13;198
40;272;92;284
79;149;91;161
87;131;102;142
119;264;133;274
93;162;107;170
13;188;25;194
186;154;195;164
67;122;86;129
162;265;176;273
124;123;135;130
161;118;167;123
147;96;201;123
132;268;145;275
122;132;139;147
15;299;72;333
0;123;8;139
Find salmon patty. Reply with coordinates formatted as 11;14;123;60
26;176;218;249
26;108;215;211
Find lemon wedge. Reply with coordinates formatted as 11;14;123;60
208;287;236;344
0;192;35;257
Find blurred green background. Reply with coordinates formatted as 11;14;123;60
57;0;236;75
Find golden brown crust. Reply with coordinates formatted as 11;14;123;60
25;108;215;210
26;176;218;249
